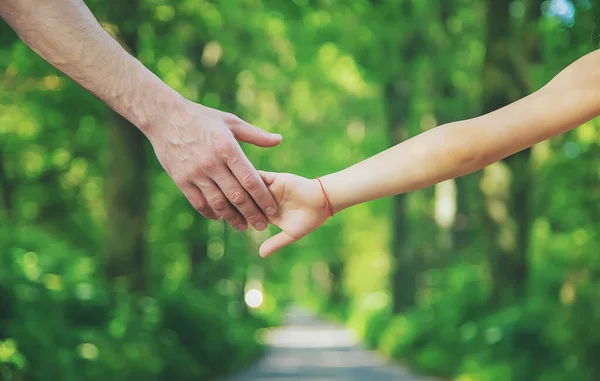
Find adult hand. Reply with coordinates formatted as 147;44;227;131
0;0;282;231
146;99;282;231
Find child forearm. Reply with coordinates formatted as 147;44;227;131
321;50;600;214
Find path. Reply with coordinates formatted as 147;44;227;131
226;307;434;381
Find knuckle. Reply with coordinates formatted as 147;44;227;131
228;152;241;165
211;198;228;211
215;142;234;158
199;157;218;173
206;214;220;221
173;178;186;188
223;113;240;125
171;173;187;187
193;203;207;213
228;189;246;205
242;173;257;190
253;124;266;136
226;216;245;228
244;213;263;225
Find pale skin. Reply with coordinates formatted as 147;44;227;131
0;0;281;232
258;49;600;258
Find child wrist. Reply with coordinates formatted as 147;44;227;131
316;176;334;219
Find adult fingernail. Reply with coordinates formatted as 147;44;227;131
235;224;246;231
255;222;267;231
266;206;276;216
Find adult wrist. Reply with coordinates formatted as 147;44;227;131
115;66;188;140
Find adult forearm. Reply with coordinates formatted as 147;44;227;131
1;0;285;229
0;0;181;133
321;50;600;213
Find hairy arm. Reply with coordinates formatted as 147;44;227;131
0;0;168;130
321;49;600;213
0;0;282;230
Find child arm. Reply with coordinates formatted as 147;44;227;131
321;49;600;213
259;49;600;257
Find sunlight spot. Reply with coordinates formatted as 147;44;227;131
576;122;596;143
531;140;551;167
23;147;45;177
245;289;263;309
155;5;175;22
43;274;63;291
17;119;40;138
177;212;193;230
237;70;256;87
100;22;120;39
347;120;366;142
52;148;71;169
77;343;99;360
560;282;575;305
509;1;526;18
420;113;437;131
542;0;575;27
76;283;94;300
498;223;517;252
0;340;16;361
202;41;223;67
23;252;38;268
109;320;126;338
237;88;255;106
208;240;224;261
42;75;61;91
486;200;508;223
485;327;502;344
434;179;456;229
22;252;40;281
480;162;511;197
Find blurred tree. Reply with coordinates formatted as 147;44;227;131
481;0;542;303
104;0;150;292
0;152;12;220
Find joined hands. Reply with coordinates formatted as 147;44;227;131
256;171;330;258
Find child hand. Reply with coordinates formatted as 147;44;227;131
257;171;329;257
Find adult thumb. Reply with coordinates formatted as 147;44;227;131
227;117;282;147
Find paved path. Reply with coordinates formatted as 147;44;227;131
226;307;434;381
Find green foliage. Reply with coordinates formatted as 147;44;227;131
2;0;600;380
0;225;264;381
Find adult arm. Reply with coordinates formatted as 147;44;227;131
0;0;281;231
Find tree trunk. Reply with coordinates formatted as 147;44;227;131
105;115;148;291
189;218;209;284
328;258;346;315
0;151;13;221
386;82;417;313
482;0;542;303
104;1;148;292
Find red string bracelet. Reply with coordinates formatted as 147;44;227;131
316;177;334;219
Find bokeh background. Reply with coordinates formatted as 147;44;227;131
1;0;599;380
